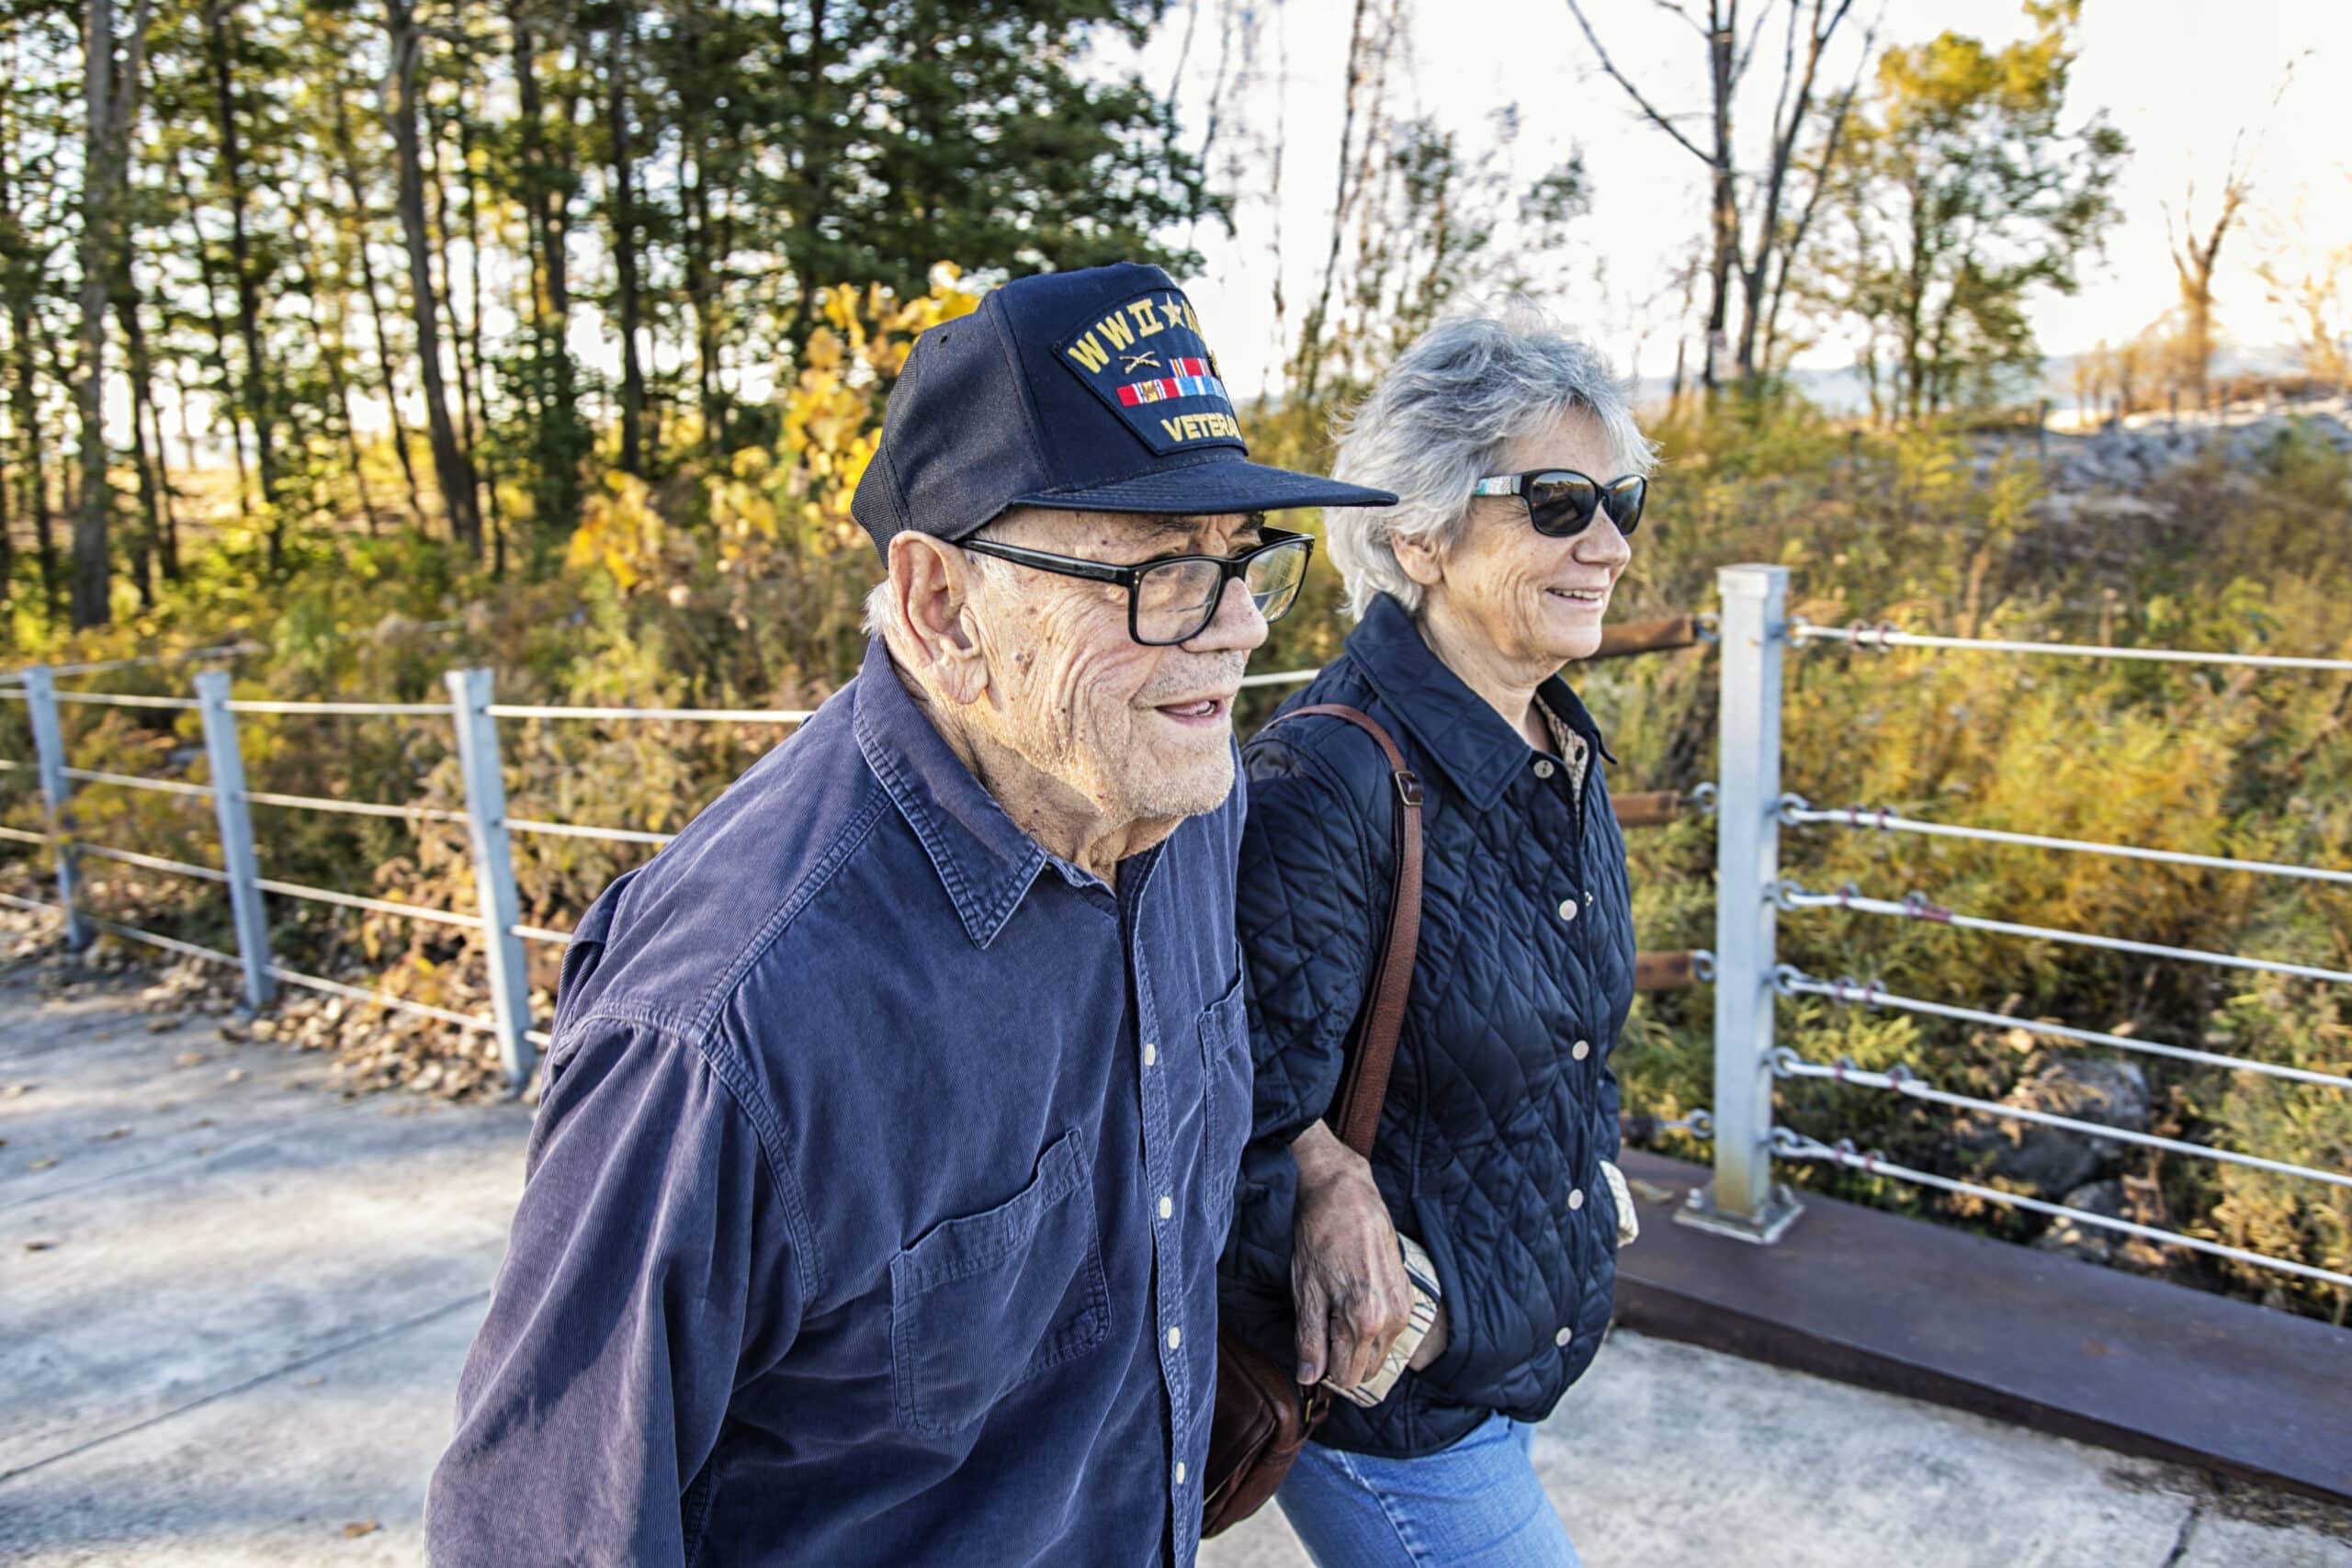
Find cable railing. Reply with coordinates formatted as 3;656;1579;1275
1772;881;2352;988
1776;969;2352;1092
1771;1130;2352;1292
1673;566;2350;1304
1778;797;2352;887
1792;618;2352;673
0;613;1726;1101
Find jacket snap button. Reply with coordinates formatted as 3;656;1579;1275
1532;758;1555;780
1571;1039;1590;1061
1555;1326;1574;1348
1556;898;1578;922
1568;1188;1585;1210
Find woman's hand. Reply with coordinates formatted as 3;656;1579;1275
1289;1122;1415;1390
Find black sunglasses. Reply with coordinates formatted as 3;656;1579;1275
1470;468;1647;537
959;525;1316;647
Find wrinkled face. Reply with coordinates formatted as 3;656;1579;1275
1442;409;1637;665
964;507;1271;827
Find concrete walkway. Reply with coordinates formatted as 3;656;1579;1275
3;969;2346;1567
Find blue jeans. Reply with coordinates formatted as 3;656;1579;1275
1274;1412;1580;1567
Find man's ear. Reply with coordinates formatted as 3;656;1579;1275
887;533;990;705
1391;520;1450;591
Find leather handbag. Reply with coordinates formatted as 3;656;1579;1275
1201;705;1426;1538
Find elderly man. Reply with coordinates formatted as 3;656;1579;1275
424;263;1393;1567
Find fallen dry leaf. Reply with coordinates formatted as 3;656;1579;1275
340;1521;379;1539
23;1238;58;1251
94;1127;131;1142
28;1156;58;1172
174;1051;208;1068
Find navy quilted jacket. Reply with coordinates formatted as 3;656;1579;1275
1218;592;1635;1458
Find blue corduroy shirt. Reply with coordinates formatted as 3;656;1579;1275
425;637;1251;1566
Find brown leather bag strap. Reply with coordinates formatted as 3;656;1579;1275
1259;703;1425;1160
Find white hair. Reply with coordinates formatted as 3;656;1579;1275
1326;303;1657;621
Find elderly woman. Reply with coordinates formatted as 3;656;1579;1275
1219;310;1648;1565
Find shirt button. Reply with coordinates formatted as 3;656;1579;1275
1167;1325;1182;1349
1568;1188;1586;1211
1176;1461;1189;1485
1159;1194;1174;1220
1532;758;1555;780
1143;1042;1158;1067
1557;897;1578;923
1571;1039;1590;1061
1555;1326;1574;1348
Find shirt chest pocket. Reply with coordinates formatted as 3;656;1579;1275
888;1129;1111;1440
1198;971;1251;1213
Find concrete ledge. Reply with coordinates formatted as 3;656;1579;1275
1612;1148;2352;1505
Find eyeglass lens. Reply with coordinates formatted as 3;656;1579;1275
1135;540;1310;644
1528;473;1645;538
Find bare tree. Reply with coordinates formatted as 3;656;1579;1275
2166;152;2251;413
1564;0;1870;390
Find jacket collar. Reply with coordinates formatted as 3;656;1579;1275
1341;592;1614;812
852;637;1051;949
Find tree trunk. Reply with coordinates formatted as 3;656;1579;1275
141;340;179;579
456;110;508;572
10;293;57;614
385;0;481;550
1700;3;1737;396
605;13;647;477
202;0;281;570
511;1;583;537
113;277;163;605
332;76;426;527
72;0;156;626
295;209;380;535
167;147;252;513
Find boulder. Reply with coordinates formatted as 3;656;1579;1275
2033;1179;2125;1265
1955;1056;2150;1197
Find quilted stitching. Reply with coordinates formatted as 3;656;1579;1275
1217;594;1634;1459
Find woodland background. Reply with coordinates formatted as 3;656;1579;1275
0;0;2346;1320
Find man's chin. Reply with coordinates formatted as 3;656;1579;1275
1125;747;1236;822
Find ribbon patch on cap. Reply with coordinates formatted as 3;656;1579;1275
1055;290;1248;457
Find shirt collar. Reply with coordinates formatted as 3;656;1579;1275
1341;592;1615;812
852;637;1053;949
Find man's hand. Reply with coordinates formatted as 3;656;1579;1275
1288;1122;1413;1389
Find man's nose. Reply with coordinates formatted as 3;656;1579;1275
1182;574;1271;653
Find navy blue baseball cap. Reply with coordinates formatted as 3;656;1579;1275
852;263;1396;553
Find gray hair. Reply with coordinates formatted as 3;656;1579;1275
1326;305;1657;621
860;525;1014;642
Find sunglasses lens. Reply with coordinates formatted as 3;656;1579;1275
1603;476;1646;536
1526;473;1600;536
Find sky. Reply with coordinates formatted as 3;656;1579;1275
1113;0;2352;397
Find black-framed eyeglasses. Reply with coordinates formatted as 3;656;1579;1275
959;525;1317;647
1470;468;1648;537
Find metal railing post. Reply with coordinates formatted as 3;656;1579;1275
1677;564;1804;1243
20;666;91;950
196;671;276;1008
447;668;534;1090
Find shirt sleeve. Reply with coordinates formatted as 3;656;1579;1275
1217;731;1386;1370
425;1021;800;1568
